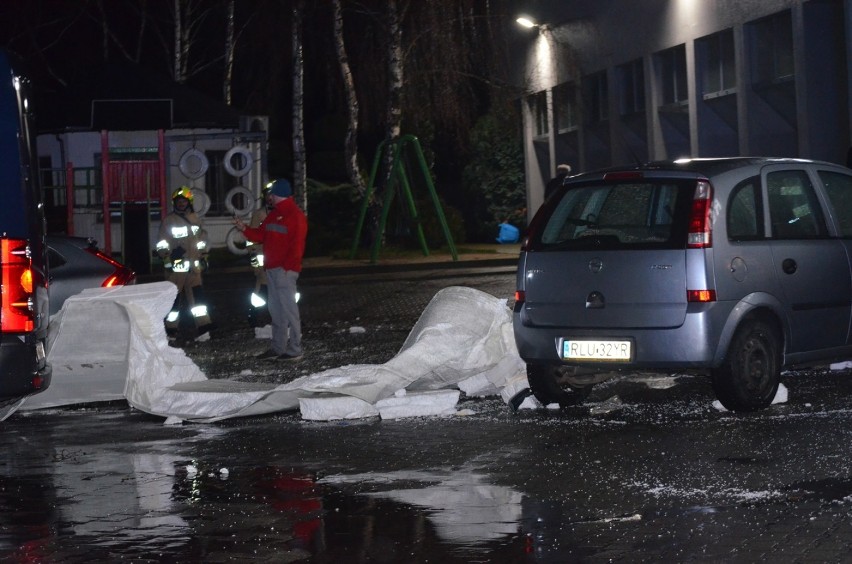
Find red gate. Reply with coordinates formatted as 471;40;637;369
100;130;167;254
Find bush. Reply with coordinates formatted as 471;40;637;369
304;180;361;257
384;194;466;250
462;107;526;240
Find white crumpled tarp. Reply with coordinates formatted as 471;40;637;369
150;285;526;422
21;282;206;410
27;282;527;422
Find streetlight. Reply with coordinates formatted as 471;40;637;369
516;15;548;32
516;16;537;29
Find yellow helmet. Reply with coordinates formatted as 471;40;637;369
172;186;193;203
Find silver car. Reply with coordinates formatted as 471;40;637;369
513;157;852;411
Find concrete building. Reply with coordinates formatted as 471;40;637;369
515;0;851;218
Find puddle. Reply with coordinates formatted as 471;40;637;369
0;455;536;561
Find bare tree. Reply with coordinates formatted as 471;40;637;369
171;0;221;84
91;0;150;64
134;0;148;63
223;0;235;105
377;0;404;203
385;0;404;145
97;0;109;60
292;0;307;214
332;0;367;197
173;0;184;82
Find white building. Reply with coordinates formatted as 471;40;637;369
36;64;268;274
515;0;851;219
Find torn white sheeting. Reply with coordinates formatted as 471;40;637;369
299;389;463;422
176;286;524;422
26;283;525;422
299;394;378;421
499;371;533;405
20;282;199;411
206;287;526;421
375;389;460;420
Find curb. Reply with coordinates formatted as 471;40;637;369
138;245;521;283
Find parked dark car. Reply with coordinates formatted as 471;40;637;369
0;50;51;418
514;157;852;412
46;235;136;316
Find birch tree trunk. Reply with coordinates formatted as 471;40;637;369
332;0;366;197
223;0;235;105
134;0;148;63
379;0;403;197
385;0;403;145
173;0;183;82
371;0;404;244
97;0;109;61
292;0;308;214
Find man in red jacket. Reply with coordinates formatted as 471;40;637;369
235;178;307;360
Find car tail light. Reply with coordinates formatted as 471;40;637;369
687;180;713;248
85;247;136;287
1;238;35;332
687;289;716;302
514;290;525;304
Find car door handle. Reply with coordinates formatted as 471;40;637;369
781;258;797;275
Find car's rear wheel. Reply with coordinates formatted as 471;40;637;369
712;319;781;412
526;363;594;407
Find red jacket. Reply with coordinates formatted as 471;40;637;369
242;197;307;272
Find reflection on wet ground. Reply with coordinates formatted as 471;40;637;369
7;369;852;561
1;436;532;561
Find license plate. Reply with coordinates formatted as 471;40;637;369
563;339;631;362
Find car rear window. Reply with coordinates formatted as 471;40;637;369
531;180;695;250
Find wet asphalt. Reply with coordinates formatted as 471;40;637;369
4;257;852;562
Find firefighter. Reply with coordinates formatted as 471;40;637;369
155;186;213;342
246;184;273;328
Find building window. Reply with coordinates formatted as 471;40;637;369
618;58;645;115
553;82;577;132
698;29;736;96
584;71;608;124
204;150;229;216
751;10;794;84
531;91;549;137
657;44;688;106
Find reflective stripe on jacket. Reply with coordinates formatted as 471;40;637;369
242;197;307;272
156;211;209;272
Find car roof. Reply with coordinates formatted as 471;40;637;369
570;157;841;182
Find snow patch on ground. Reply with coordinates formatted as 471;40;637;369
637;481;786;503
